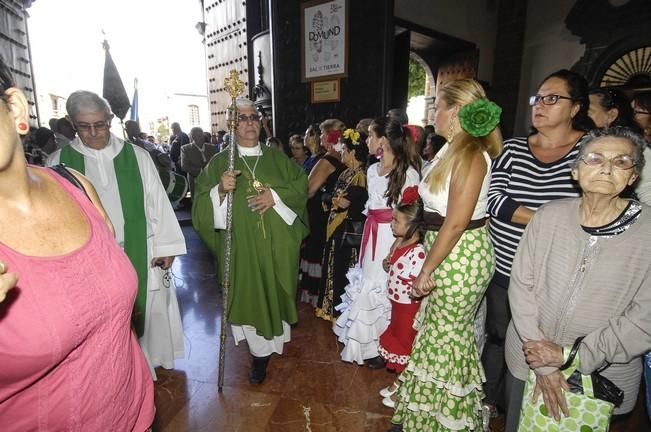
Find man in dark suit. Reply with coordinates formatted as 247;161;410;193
180;127;218;198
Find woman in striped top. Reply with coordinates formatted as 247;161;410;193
482;69;596;417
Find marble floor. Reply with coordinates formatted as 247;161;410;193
152;225;651;432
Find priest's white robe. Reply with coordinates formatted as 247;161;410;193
48;134;187;379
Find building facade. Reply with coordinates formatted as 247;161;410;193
1;0;38;125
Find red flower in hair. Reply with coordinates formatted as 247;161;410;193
326;130;342;145
404;125;421;142
400;186;419;206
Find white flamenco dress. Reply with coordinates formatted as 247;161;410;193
334;164;419;364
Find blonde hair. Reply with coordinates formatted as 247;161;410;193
426;79;503;193
319;118;345;133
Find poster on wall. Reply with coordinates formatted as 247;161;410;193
301;0;348;82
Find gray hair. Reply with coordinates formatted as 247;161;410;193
572;126;647;175
235;97;256;110
66;90;112;118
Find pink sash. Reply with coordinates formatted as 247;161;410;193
360;208;393;263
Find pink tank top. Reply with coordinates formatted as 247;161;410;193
0;167;154;431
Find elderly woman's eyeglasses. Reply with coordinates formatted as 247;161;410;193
580;152;637;170
238;114;260;123
74;121;110;132
529;94;574;106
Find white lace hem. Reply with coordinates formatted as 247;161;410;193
404;403;482;431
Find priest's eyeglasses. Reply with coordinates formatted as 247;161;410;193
529;94;574;106
238;114;260;123
580;152;637;170
74;121;111;133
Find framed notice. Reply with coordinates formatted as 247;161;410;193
311;78;340;103
301;0;348;82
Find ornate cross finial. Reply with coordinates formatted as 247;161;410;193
224;69;245;99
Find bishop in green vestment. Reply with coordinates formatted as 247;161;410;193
192;98;308;384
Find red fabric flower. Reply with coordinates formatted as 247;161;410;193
401;186;419;206
404;124;421;143
326;130;342;145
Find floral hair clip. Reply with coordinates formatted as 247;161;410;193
343;128;361;145
458;98;502;137
326;129;342;145
400;186;419;206
404;125;421;143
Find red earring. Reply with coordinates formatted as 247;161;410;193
18;122;28;131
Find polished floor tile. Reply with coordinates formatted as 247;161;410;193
154;226;650;432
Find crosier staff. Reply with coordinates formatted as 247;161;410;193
219;70;245;392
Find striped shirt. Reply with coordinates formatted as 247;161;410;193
487;136;584;285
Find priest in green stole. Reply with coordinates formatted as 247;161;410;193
47;90;187;380
193;97;308;384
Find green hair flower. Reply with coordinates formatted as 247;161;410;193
458;98;502;137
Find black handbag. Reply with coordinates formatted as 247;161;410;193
561;336;625;408
339;219;364;249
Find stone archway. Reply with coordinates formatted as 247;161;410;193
409;52;436;125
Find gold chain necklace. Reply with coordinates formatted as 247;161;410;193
239;152;264;191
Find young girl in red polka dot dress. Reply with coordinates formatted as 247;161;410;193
378;186;426;408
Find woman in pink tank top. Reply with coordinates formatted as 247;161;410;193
0;58;154;431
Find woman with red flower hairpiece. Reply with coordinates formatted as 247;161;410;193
299;118;345;306
389;79;503;432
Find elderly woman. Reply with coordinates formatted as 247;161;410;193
484;69;595;414
0;58;154;429
504;127;651;430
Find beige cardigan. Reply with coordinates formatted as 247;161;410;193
505;198;651;413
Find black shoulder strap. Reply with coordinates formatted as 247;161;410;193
560;336;585;370
49;164;91;200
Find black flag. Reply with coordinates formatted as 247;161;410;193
102;39;130;120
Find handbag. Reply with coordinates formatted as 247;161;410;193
561;337;624;408
518;336;622;432
339;219;364;248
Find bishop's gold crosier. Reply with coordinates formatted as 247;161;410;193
219;69;246;392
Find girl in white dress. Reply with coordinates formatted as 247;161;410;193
334;119;420;366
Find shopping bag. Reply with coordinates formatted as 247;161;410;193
518;345;615;432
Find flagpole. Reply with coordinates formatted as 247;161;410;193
219;69;245;392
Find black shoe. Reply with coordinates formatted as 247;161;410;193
365;355;385;369
387;424;403;432
248;355;270;384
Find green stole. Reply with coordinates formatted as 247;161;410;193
60;143;149;337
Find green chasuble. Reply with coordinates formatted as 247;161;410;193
192;145;308;339
60;144;149;337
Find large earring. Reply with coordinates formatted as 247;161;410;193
447;117;455;143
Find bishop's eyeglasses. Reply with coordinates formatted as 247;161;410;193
238;114;261;123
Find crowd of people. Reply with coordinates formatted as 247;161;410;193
213;69;650;432
2;44;651;432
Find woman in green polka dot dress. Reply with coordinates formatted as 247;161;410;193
389;79;503;431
